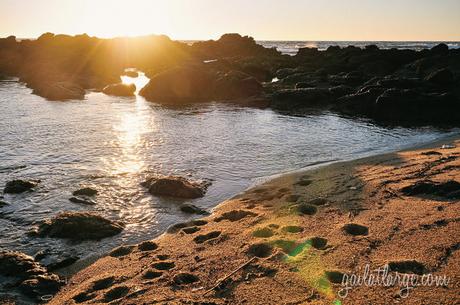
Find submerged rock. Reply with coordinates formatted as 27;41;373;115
73;187;98;197
4;179;38;194
32;212;124;241
102;83;136;97
143;176;209;199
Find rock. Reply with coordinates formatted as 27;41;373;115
271;86;352;110
33;212;124;241
139;66;215;104
0;200;8;207
140;66;262;104
425;68;455;85
69;197;96;205
179;204;209;215
374;89;459;123
213;71;263;100
102;83;136;97
32;81;85;101
0;251;46;278
72;187;98;197
144;176;208;199
4;179;38;194
122;70;138;78
430;43;449;56
19;274;63;298
333;88;384;116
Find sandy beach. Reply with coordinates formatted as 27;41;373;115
46;135;460;305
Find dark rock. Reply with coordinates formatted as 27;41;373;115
32;81;85;101
271;87;352;110
179;204;209;215
430;43;449;56
72;187;98;197
0;250;63;300
102;83;136;96
33;212;124;240
0;251;46;278
4;179;38;194
140;66;262;104
374;89;460;123
425;68;455;85
213;71;263;100
139;66;215;104
144;176;208;199
69;197;96;205
19;273;63;297
334;88;384;116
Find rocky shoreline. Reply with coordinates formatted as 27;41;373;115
1;33;459;125
42;136;460;305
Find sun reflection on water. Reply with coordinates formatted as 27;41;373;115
106;71;153;176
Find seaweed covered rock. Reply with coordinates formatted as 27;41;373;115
143;176;209;199
32;212;124;240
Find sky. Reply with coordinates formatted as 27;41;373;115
1;0;459;41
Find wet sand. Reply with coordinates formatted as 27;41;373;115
50;136;460;305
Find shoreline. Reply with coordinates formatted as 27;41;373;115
49;134;460;304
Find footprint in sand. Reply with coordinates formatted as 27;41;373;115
142;270;163;279
215;210;257;222
342;223;369;236
138;241;158;251
325;271;345;284
103;286;130;302
247;243;273;258
309;237;328;250
167;219;208;234
193;231;221;244
109;245;135;258
152;261;175;270
281;226;304;234
298;204;318;215
253;227;275;238
182;226;201;234
388;260;427;275
173;273;200;285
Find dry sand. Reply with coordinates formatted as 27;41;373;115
50;137;460;305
